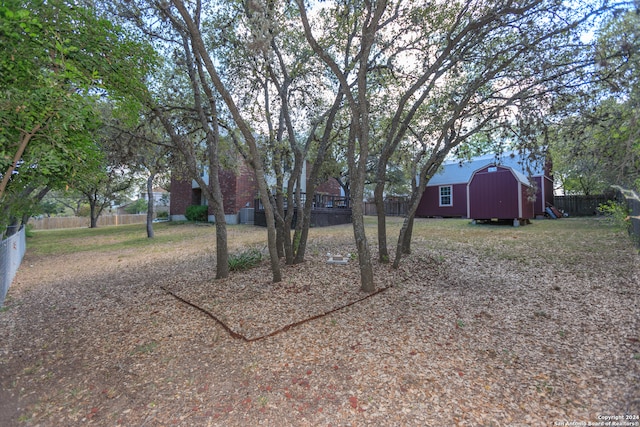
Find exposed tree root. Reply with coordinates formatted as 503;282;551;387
161;285;391;342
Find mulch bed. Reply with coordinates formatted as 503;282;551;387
162;252;395;341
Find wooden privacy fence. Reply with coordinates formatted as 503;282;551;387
29;214;148;230
363;200;408;216
553;195;611;216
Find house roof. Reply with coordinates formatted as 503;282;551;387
427;151;545;187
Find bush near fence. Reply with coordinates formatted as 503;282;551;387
613;186;640;248
29;214;148;231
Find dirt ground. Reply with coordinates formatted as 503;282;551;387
1;218;639;426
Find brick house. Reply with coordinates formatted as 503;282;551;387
170;159;257;224
170;159;344;225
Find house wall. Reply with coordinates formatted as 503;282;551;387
315;178;342;197
234;161;257;211
416;183;467;217
530;175;554;216
169;178;193;220
520;182;535;219
217;169;238;215
468;166;522;220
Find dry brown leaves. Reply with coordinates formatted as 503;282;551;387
0;219;638;426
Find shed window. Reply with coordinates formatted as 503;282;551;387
439;186;452;206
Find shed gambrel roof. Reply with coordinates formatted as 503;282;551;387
427;151;545;187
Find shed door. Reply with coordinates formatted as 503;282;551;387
469;168;519;219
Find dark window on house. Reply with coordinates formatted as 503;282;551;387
439;185;452;207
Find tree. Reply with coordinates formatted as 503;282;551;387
0;0;154;232
105;107;172;238
75;166;136;228
37;199;64;217
295;0;623;283
381;0;619;268
550;6;640;194
147;0;287;282
219;0;354;266
105;0;235;278
46;189;86;217
0;0;99;231
296;0;389;293
94;0;627;293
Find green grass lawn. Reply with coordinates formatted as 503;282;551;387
27;216;634;267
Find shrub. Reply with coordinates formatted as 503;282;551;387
599;201;629;230
77;205;91;217
228;248;263;271
25;223;35;238
185;205;209;222
125;199;148;214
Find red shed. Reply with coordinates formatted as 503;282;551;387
416;151;553;219
467;165;535;225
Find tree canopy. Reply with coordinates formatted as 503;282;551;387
0;0;155;232
550;7;640;194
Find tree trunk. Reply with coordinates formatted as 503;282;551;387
393;171;431;268
0;121;46;200
401;213;414;255
4;217;20;237
146;174;155;239
208;179;229;281
89;194;98;228
283;205;294;265
90;213;98;228
374;179;389;262
293;202;311;264
20;187;50;231
393;218;409;269
168;27;230;280
352;199;375;293
201;166;229;280
290;185;303;264
274;189;286;259
295;0;386;292
260;187;282;282
293;91;344;264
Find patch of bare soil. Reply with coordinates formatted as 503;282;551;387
0;220;639;426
